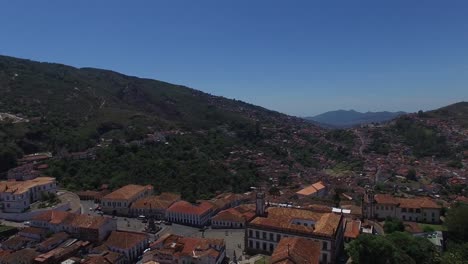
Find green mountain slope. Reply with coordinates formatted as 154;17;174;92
0;55;359;200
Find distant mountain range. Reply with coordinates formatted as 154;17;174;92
304;110;406;128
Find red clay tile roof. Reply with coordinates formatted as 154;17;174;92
212;204;256;223
33;211;113;230
130;193;180;210
0;177;55;195
250;207;342;237
374;194;441;209
167;201;214;215
296;181;326;196
151;234;224;260
374;194;399;205
271;237;320;264
102;184;153;200
344;220;361;239
104;231;148;249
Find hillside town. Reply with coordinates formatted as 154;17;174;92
1;117;466;264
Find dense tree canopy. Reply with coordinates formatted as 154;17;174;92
347;232;439;264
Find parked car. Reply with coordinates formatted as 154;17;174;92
137;215;146;221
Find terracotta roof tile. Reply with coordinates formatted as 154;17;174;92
131;193;180;210
104;231;148;249
167;201;214;215
296;181;326;196
250;207;342;237
103;184;153;200
344;220;361;239
271;237;320;264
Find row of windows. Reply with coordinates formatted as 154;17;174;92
248;230;328;250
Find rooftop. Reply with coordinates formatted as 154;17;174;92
130;193;180;210
344;220;361;239
249;207;342;237
374;194;441;209
0;177;55;195
167;201;214;215
271;237;320;264
102;184;153;201
295;181;326;196
104;231;148;249
33;211;113;229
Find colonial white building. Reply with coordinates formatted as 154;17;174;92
102;231;149;262
0;177;57;213
363;193;441;223
245;193;345;264
101;184;153;216
166;201;214;227
31;211;117;243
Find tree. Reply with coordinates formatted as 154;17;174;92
445;205;468;243
0;150;17;173
407;168;417;181
268;186;280;196
347;234;401;264
387;232;439;264
441;243;468;264
347;232;439;264
384;217;404;234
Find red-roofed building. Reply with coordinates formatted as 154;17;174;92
166;201;214;227
129;192;180;219
31;211;117;242
246;206;344;264
296;181;328;198
144;234;225;264
344;220;361;242
212;204;256;229
363;193;441;223
271;237;320;264
101;184;153;216
101;231;149;262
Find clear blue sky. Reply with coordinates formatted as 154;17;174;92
1;0;467;116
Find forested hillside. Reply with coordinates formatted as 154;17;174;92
0;55;356;200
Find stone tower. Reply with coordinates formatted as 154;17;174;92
256;191;266;217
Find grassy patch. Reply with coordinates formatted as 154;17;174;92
419;223;447;232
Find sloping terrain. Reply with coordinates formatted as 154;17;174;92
306;110;405;128
0;55;360;200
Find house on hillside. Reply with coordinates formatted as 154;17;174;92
295;181;328;198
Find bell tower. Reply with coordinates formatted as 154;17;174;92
256;191;266;217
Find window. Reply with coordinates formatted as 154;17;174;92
432;212;435;217
322;241;328;250
256;241;259;249
409;208;414;213
269;243;274;252
402;208;407;212
269;233;274;241
262;232;266;239
416;209;421;213
276;234;281;242
262;242;266;251
249;240;253;248
322;253;327;263
255;231;259;238
402;215;406;220
249;230;253;237
304;223;308;226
